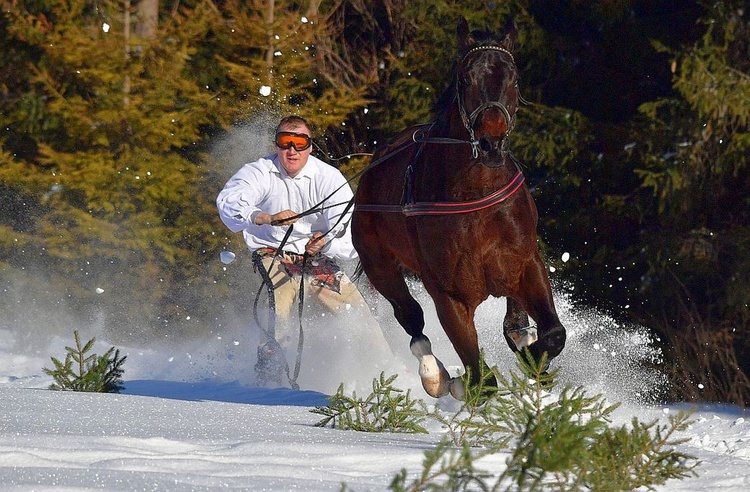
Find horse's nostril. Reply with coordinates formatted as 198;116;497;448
479;137;493;152
479;136;507;155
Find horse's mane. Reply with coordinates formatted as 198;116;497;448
432;70;459;131
432;27;509;133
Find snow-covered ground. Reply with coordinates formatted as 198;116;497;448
1;285;749;491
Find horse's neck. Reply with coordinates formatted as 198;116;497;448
436;103;469;140
418;140;516;201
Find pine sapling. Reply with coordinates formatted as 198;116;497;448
311;372;428;433
428;357;512;448
377;351;698;491
43;330;127;393
388;439;495;492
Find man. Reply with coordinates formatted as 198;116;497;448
217;116;391;387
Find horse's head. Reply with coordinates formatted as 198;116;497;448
455;17;519;163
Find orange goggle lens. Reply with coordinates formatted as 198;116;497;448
275;132;312;151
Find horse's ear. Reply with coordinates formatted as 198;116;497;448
457;16;472;51
502;18;518;52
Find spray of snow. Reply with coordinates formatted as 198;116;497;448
473;284;666;406
0;267;668;406
0;115;667;407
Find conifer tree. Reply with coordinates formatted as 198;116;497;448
43;330;127;393
631;1;750;405
0;1;229;336
0;1;372;341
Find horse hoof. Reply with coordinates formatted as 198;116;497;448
448;377;465;400
506;325;538;350
418;354;451;398
410;336;433;358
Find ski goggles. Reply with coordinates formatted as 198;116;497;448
274;131;312;151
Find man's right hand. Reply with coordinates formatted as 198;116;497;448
256;210;298;226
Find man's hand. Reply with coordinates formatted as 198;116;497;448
255;210;298;226
305;232;326;255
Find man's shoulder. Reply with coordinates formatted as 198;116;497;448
308;155;344;178
247;155;278;169
236;155;279;175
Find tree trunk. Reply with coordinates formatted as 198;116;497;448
135;0;159;39
123;0;131;107
265;0;275;84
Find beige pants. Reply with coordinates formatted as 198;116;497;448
258;256;392;354
260;256;367;319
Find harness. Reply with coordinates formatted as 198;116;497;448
354;125;525;215
356;44;524;215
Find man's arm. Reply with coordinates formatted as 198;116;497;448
216;163;269;232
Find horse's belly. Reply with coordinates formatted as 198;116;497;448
415;221;531;297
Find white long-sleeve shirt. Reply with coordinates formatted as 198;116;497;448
216;154;358;260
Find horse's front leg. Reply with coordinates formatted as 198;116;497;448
427;291;489;399
516;253;567;362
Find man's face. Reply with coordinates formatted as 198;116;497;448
275;124;312;178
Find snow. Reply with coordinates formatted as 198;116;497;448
1;288;749;491
219;251;236;265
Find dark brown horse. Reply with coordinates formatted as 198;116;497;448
352;18;566;399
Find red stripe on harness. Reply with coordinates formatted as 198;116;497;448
356;171;524;217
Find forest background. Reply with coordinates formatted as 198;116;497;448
1;0;748;406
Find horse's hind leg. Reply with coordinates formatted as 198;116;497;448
427;291;487;399
364;262;425;339
410;335;457;399
385;282;454;398
503;297;537;351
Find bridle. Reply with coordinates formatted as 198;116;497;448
352;44;526;216
456;45;518;159
265;45;525;224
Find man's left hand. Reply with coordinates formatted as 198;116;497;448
305;232;326;255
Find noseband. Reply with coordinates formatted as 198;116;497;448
457;45;517;158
